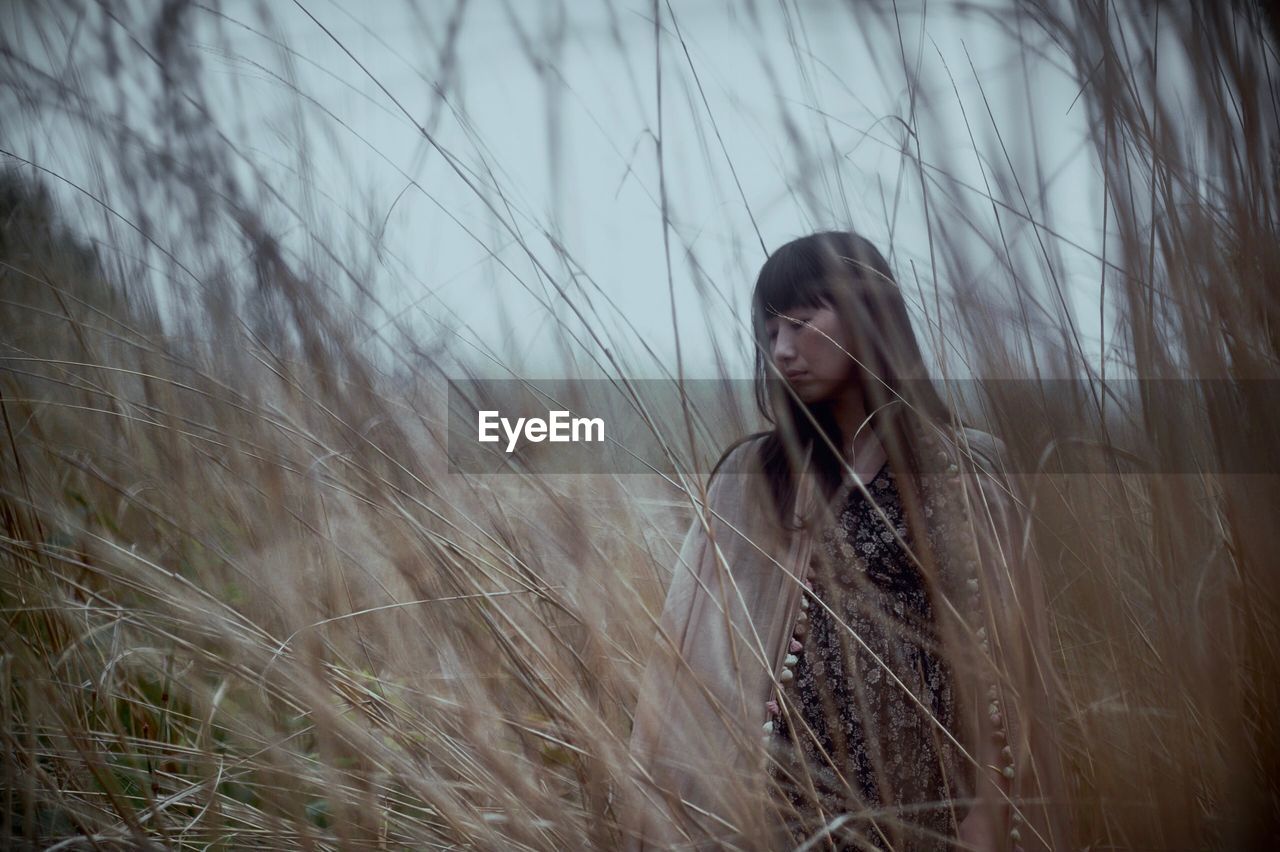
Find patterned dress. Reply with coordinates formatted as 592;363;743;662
768;462;973;851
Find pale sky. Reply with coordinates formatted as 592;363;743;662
8;0;1131;381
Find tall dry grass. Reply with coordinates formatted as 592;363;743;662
1;1;1277;849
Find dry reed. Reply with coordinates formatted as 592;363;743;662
1;1;1277;849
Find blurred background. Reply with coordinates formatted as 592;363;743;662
2;1;1278;848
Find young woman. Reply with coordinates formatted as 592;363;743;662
625;232;1064;850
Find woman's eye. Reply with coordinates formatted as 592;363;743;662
765;314;811;338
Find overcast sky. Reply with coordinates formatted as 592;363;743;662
9;0;1133;381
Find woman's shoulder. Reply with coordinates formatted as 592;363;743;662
708;431;772;480
955;427;1008;474
947;427;1024;526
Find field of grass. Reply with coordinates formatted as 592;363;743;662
2;1;1278;849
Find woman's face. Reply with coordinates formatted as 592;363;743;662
764;300;857;404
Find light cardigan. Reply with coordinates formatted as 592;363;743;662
623;428;1066;851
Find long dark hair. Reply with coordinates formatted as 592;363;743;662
745;231;957;528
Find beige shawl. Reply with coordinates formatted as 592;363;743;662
623;428;1067;850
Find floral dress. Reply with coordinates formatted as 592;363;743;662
768;462;973;851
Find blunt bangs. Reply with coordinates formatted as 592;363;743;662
751;240;837;322
751;279;832;357
750;230;891;329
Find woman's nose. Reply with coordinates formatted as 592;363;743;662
772;328;796;364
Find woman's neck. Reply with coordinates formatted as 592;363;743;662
831;392;886;481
